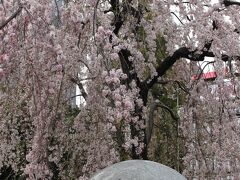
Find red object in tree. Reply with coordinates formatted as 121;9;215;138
191;74;199;80
202;71;217;80
191;71;217;81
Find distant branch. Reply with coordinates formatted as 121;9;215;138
0;5;22;30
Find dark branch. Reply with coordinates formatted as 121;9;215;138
110;0;142;35
0;6;22;30
223;0;240;6
110;0;123;35
146;39;239;89
118;49;138;82
171;12;184;25
147;47;193;88
234;29;239;34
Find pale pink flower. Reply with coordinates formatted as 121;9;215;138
115;101;122;108
123;98;133;110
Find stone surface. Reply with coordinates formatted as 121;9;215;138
90;160;186;180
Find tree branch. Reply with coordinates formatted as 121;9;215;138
171;12;184;25
223;0;240;6
110;0;142;35
146;38;238;89
157;101;179;121
0;6;22;30
69;77;88;100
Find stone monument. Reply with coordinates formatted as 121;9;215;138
90;160;186;180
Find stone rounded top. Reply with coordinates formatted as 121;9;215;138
90;160;186;180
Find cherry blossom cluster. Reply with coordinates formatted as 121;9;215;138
102;69;145;155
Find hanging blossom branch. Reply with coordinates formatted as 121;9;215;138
0;5;23;30
109;0;148;105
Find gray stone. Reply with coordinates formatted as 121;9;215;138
90;160;186;180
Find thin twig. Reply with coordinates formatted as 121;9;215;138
77;59;92;74
171;12;184;25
